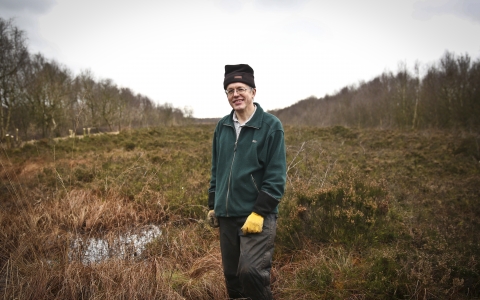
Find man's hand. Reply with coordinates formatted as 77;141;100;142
241;212;264;234
207;210;219;228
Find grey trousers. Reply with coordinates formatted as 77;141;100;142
218;214;277;300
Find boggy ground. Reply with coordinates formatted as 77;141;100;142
1;125;479;299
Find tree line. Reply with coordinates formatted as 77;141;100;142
1;18;190;144
271;51;480;131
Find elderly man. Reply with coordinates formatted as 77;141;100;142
207;64;287;299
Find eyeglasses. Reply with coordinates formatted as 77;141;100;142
225;87;251;96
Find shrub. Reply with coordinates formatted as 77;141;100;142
74;166;95;183
278;168;393;250
124;142;136;151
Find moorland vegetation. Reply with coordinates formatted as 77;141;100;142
1;125;479;299
1;17;479;299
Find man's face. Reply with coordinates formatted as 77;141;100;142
226;82;256;113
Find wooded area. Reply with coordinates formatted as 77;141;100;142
1;18;189;144
271;52;480;131
3;17;479;146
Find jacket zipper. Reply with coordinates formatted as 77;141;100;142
225;124;237;217
224;123;259;217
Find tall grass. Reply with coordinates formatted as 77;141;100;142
1;125;479;299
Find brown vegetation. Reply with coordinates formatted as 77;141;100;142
2;13;480;300
1;125;479;299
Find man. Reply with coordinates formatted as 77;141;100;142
207;64;287;299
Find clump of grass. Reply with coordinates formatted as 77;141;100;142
0;187;224;299
279;168;392;249
124;142;136;151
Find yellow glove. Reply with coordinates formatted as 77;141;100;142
207;210;219;228
241;212;264;234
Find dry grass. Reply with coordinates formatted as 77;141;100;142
1;125;479;299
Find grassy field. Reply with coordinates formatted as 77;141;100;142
1;125;479;299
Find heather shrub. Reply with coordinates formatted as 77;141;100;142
278;167;394;251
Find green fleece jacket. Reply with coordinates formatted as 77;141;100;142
208;103;286;217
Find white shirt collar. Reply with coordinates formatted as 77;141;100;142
233;104;257;126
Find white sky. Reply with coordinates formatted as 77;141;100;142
1;0;480;118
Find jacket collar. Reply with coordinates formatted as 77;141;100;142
223;102;264;129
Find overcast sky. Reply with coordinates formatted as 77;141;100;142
1;0;479;118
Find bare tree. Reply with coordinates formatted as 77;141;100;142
97;78;120;132
411;61;421;129
0;18;29;141
74;70;98;132
24;54;72;138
